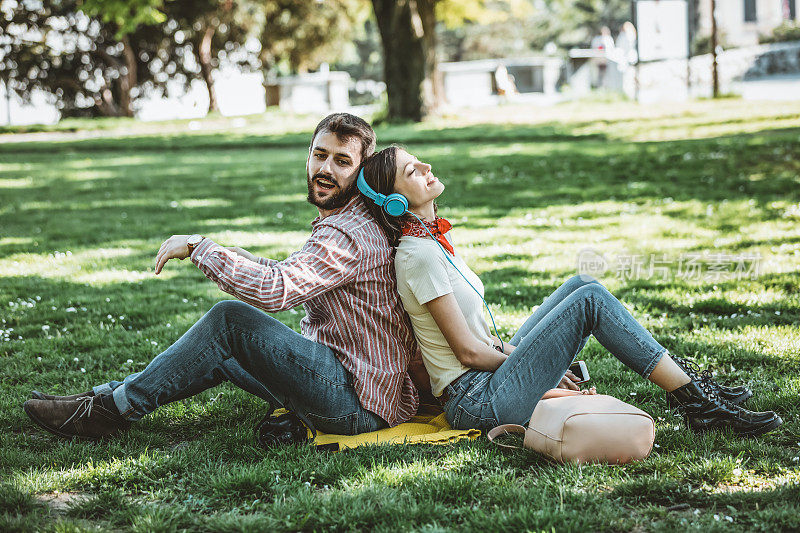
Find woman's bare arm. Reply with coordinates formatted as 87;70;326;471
425;293;507;371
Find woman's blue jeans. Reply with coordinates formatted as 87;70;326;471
442;275;668;433
92;300;386;435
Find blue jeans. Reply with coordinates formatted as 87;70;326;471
442;275;668;433
93;300;387;435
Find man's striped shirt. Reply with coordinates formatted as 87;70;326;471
190;196;419;426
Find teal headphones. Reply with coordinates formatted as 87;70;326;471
357;168;408;217
356;166;505;352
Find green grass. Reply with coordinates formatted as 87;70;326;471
1;100;799;531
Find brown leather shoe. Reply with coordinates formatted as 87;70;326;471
30;390;94;401
23;396;130;440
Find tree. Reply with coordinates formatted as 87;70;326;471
438;0;631;64
370;0;530;122
0;0;168;117
79;0;166;116
157;0;253;113
80;0;166;38
370;0;436;122
0;0;362;118
546;0;630;47
157;0;364;113
257;0;364;75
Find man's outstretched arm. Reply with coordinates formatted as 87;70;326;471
154;228;362;312
154;238;277;270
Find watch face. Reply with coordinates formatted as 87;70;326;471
188;234;203;246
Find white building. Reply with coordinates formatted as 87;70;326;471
272;68;351;114
697;0;799;47
438;56;565;107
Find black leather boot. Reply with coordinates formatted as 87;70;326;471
670;355;752;405
667;380;781;436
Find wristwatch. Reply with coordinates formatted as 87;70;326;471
186;234;204;255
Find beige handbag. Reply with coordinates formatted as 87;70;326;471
487;389;655;464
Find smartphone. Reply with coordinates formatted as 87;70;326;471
568;360;590;384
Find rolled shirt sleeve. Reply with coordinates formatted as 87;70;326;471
190;226;363;313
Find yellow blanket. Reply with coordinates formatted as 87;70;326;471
274;404;481;452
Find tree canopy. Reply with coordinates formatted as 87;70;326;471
0;0;361;117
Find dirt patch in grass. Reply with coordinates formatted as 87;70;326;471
35;492;91;513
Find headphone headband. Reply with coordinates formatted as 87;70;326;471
357;169;385;205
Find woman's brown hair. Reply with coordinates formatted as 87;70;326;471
360;145;439;247
359;145;405;247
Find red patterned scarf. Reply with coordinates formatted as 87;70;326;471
400;216;454;255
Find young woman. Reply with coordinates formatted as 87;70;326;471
358;146;782;437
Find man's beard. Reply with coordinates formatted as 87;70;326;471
306;171;357;211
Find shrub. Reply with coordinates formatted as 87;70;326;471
760;21;800;44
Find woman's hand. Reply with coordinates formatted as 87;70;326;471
226;246;258;262
491;336;515;355
557;370;581;391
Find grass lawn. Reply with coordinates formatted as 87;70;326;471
1;99;799;532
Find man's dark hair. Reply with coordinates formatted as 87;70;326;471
310;113;376;164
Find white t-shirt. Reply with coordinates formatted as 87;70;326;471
395;235;493;396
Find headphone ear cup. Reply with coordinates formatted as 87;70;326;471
383;194;408;217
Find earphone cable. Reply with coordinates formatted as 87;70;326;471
407;212;505;353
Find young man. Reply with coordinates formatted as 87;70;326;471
24;113;425;440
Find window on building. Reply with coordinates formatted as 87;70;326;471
790;0;797;20
744;0;757;22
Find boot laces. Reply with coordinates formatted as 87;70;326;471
673;356;739;413
59;395;100;429
700;369;721;390
673;355;701;379
696;374;740;414
674;355;723;393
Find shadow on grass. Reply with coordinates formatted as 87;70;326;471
2;125;798;254
0;122;609;155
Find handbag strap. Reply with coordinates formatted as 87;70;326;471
488;389;598;450
486;424;527;450
540;388;595;399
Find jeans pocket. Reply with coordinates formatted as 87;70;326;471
305;411;359;435
464;372;492;402
451;402;497;433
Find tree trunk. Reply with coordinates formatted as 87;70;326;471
119;36;137;117
93;44;132;117
2;75;12;125
197;25;219;113
96;83;120;117
372;0;438;121
710;0;719;98
417;0;443;109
